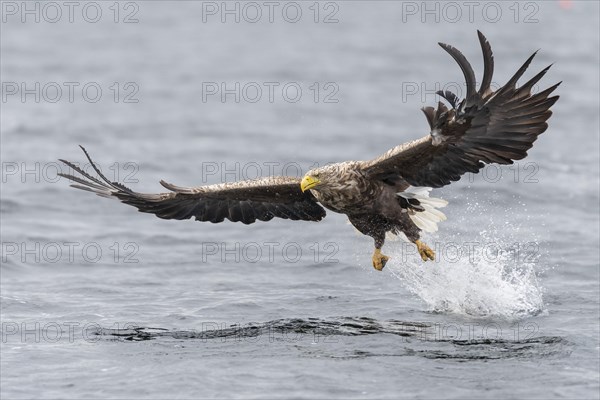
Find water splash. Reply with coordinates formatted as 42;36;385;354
387;202;546;319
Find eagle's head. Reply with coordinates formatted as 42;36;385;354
300;164;347;193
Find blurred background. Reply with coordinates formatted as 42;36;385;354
1;1;599;399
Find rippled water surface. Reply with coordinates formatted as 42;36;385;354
1;2;599;399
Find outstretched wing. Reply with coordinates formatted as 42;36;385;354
363;31;560;188
58;146;326;224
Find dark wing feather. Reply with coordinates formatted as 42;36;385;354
438;42;477;104
59;146;325;224
363;31;560;188
478;30;494;98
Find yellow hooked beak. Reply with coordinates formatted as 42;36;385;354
300;175;321;192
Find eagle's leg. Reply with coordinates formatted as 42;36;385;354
347;215;390;271
372;235;389;271
415;239;435;262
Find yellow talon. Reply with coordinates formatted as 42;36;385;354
415;240;435;262
372;248;390;271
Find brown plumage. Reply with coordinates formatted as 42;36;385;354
58;31;560;271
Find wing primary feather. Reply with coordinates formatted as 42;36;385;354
515;64;553;97
78;145;113;186
77;145;133;193
438;42;476;101
502;50;539;91
525;81;562;102
477;30;494;97
58;173;107;191
58;159;109;189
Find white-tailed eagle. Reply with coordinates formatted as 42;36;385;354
58;31;560;271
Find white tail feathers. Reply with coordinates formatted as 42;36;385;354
400;186;448;233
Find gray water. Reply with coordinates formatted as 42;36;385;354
1;1;599;399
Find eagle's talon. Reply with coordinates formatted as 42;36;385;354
416;240;435;262
372;249;390;271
